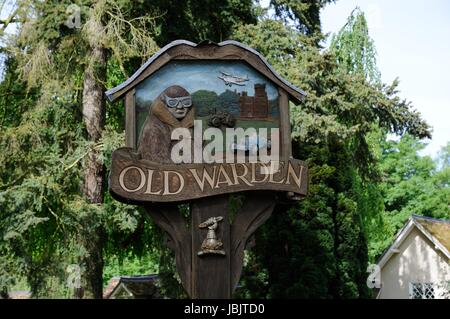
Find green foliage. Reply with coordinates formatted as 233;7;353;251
103;252;159;287
11;0;162;92
366;136;450;260
437;142;450;170
330;8;381;83
149;0;256;44
0;67;85;296
326;8;446;265
0;58;39;128
157;246;188;299
0;0;442;300
192;90;219;116
270;0;336;35
0;53;143;298
217;90;241;115
232;9;430;298
192;89;241;117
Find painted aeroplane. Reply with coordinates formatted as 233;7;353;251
218;71;249;86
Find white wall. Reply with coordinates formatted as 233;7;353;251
378;227;450;299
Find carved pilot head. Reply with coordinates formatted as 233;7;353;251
160;85;192;120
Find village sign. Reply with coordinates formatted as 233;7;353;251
106;40;308;298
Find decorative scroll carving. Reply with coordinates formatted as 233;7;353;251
144;192;276;298
230;192;276;294
143;204;192;296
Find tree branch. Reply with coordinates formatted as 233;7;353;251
0;6;20;34
0;18;18;24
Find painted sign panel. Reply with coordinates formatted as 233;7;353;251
106;41;308;203
135;60;280;153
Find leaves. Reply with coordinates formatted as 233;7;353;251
0;1;442;299
330;7;381;84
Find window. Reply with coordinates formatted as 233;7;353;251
409;283;436;299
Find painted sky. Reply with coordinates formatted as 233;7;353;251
135;61;279;103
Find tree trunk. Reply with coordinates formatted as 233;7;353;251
79;16;107;299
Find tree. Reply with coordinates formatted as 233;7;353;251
0;54;88;297
366;137;450;259
0;0;256;298
270;0;336;36
151;0;256;44
10;0;162;298
437;142;450;171
330;7;381;83
232;9;430;297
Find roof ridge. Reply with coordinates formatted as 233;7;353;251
412;214;450;224
120;274;158;278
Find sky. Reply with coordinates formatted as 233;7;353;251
321;0;450;157
2;1;449;157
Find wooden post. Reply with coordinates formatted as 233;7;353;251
278;88;292;159
144;192;276;299
191;195;231;299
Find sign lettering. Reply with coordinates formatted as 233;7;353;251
109;148;307;203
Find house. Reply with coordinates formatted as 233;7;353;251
103;275;162;299
376;215;450;299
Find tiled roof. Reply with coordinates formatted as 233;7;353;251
377;214;450;268
103;277;121;299
103;275;161;299
105;40;307;103
413;215;450;253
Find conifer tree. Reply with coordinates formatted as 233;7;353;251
0;0;255;298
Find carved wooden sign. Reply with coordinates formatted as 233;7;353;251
110;148;307;203
105;40;308;299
